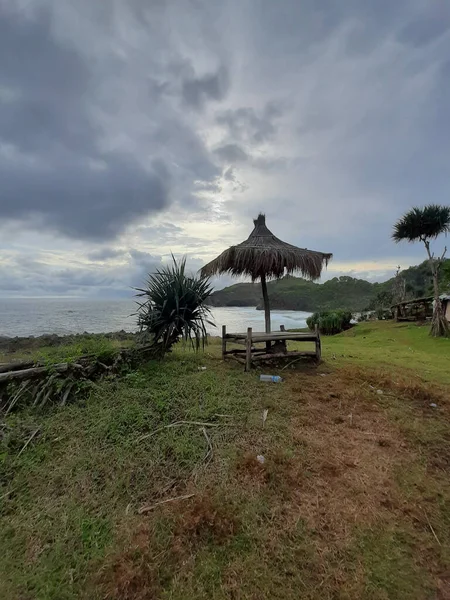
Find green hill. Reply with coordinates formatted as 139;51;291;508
207;260;450;312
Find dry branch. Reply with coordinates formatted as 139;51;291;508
16;428;40;458
138;493;196;514
201;426;213;465
136;421;221;443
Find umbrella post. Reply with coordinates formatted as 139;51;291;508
260;274;271;351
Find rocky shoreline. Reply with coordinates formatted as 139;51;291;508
0;330;138;355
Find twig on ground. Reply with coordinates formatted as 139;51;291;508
138;493;196;514
16;428;40;458
0;487;16;501
5;381;30;415
201;426;213;466
423;508;441;546
136;421;222;442
262;409;268;428
281;358;303;371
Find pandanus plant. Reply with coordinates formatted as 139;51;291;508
136;256;214;355
393;204;450;337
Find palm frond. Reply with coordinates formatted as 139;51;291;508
393;205;450;243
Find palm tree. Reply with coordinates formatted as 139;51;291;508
392;205;450;337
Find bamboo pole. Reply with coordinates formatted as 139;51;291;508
246;327;252;372
260;274;271;352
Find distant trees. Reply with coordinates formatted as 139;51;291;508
307;310;353;335
393;205;450;337
392;266;406;304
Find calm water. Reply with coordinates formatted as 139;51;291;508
0;298;311;338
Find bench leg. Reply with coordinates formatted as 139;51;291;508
315;325;322;362
245;327;252;371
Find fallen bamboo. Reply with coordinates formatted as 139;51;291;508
0;361;36;374
0;363;83;384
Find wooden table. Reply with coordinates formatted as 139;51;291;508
221;324;321;370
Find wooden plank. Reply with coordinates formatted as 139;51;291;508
227;339;247;346
225;332;317;342
227;354;246;365
252;351;317;361
224;349;266;355
245;327;252;372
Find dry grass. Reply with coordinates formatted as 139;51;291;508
97;494;239;600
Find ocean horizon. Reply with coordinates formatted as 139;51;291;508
0;298;312;338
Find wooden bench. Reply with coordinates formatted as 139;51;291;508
221;324;321;370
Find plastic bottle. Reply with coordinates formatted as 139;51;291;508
260;375;282;383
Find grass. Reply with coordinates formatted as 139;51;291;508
321;320;450;384
0;334;134;365
1;322;450;599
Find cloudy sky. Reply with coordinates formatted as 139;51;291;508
0;0;449;298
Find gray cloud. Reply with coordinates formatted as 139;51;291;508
216;102;283;144
1;0;450;299
213;143;249;164
182;65;230;109
0;3;219;241
87;248;128;262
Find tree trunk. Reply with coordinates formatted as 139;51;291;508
260;274;271;351
424;240;449;337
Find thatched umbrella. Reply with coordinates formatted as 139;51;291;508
201;214;332;334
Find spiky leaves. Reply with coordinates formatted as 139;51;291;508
136;256;214;355
392;205;450;243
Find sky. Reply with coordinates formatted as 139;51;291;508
0;0;449;298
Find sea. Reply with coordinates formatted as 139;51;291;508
0;298;312;338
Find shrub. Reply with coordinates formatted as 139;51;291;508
135;256;214;356
376;308;391;321
307;310;353;335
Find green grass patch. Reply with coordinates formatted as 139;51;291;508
1;321;450;598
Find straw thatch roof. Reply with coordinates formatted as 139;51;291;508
201;214;332;281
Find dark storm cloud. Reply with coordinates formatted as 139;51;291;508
0;9;93;154
0;153;169;241
0;4;218;241
182;65;230;110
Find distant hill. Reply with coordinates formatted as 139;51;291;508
206;260;450;312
